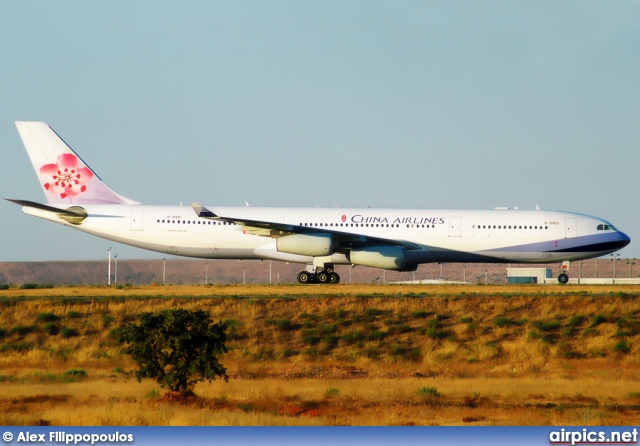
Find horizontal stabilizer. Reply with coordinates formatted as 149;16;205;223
6;198;88;225
6;199;86;217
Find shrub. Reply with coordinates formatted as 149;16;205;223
426;327;442;339
4;341;32;351
118;309;228;394
282;348;297;358
535;321;561;332
615;340;631;354
493;316;511;328
567;315;585;327
387;324;412;335
615;318;629;328
67;311;82;319
37;312;58;323
0;284;10;290
368;330;385;341
591;315;607;327
326;387;340;397
275;319;293;331
417;386;441;397
43;323;59;335
64;368;87;377
60;327;79;338
20;283;39;289
364;308;383;321
224;319;242;340
340;331;365;345
102;315;115;327
302;329;321;346
10;326;37;336
109;327;123;340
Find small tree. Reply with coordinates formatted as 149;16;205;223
119;309;228;394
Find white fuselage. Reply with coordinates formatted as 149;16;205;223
23;204;630;266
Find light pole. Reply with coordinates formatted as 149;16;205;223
163;257;166;286
610;254;620;283
107;247;111;286
269;261;272;285
205;261;208;285
627;258;636;278
114;254;118;286
578;260;582;284
463;264;466;283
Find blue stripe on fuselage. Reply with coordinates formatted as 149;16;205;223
482;231;630;255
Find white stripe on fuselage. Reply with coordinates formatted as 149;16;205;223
22;204;622;264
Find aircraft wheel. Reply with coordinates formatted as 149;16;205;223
329;272;340;284
317;272;330;283
297;271;312;284
558;273;569;284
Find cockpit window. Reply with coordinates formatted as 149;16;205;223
597;224;616;231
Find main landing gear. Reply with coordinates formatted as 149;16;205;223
297;267;341;284
557;261;570;284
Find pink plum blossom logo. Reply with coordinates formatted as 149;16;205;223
40;153;93;199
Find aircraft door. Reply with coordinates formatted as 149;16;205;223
130;210;144;231
564;217;577;239
449;216;462;237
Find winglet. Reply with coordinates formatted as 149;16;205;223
192;202;218;218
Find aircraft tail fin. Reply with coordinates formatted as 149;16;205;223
15;121;139;205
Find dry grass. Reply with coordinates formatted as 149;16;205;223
1;284;639;425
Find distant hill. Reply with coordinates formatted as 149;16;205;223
0;257;633;286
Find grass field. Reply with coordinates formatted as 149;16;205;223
1;284;639;425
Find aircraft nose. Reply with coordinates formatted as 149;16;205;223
614;231;631;250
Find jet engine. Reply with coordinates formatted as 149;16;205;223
349;246;406;270
276;233;334;257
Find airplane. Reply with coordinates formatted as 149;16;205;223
7;121;631;284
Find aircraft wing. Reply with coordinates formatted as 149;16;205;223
191;203;423;251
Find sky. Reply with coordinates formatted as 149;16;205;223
1;1;639;261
